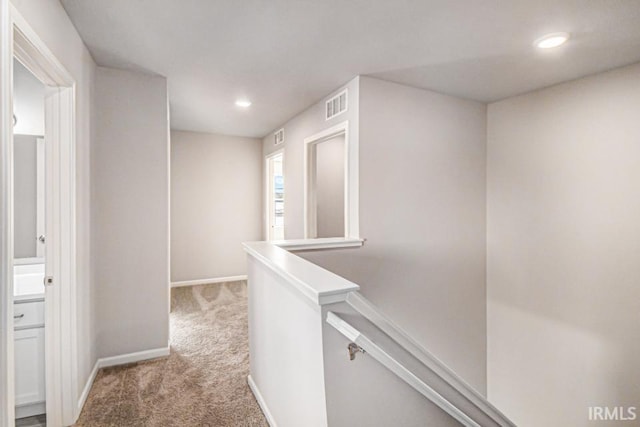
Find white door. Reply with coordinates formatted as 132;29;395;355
266;152;284;240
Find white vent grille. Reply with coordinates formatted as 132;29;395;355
326;89;348;120
274;128;284;145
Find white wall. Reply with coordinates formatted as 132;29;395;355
314;134;345;238
321;302;465;427
10;0;96;401
487;62;640;427
247;255;328;427
170;130;262;282
94;66;169;357
262;77;359;239
13;135;37;258
300;76;488;392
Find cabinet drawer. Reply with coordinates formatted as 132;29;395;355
13;301;44;329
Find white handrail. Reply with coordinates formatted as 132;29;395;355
327;312;482;427
346;292;516;427
326;310;516;427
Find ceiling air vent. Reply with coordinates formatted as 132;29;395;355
326;89;347;120
274;128;284;145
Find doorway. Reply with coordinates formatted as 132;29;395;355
12;57;46;423
265;151;284;241
303;121;350;239
306;133;345;238
2;8;79;427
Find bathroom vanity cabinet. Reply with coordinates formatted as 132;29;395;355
14;297;46;418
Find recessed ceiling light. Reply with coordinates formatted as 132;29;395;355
535;32;570;49
235;99;252;108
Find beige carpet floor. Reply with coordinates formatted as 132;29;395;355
75;281;267;427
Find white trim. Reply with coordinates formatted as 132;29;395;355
265;148;284;159
348;77;360;238
76;347;170;417
97;347;170;369
171;275;248;288
76;360;99;415
2;7;79;427
247;375;277;427
275;237;364;251
264;149;284;241
11;11;74;87
0;1;15;425
166;92;171;379
303;121;354;240
44;82;78;427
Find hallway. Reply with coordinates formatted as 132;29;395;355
75;282;267;426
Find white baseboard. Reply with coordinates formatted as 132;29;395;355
76;346;170;421
76;359;99;417
248;375;277;427
171;275;248;288
98;346;170;368
75;346;170;420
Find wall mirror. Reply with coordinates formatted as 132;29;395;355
304;121;350;239
13;58;46;264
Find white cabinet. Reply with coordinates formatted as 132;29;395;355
14;299;46;418
13;300;44;329
15;327;45;406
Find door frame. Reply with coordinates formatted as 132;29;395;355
264;149;284;241
303;121;350;239
1;4;78;427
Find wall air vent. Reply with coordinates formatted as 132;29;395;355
274;128;284;145
325;89;347;120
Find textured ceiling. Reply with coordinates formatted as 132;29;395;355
60;0;640;138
